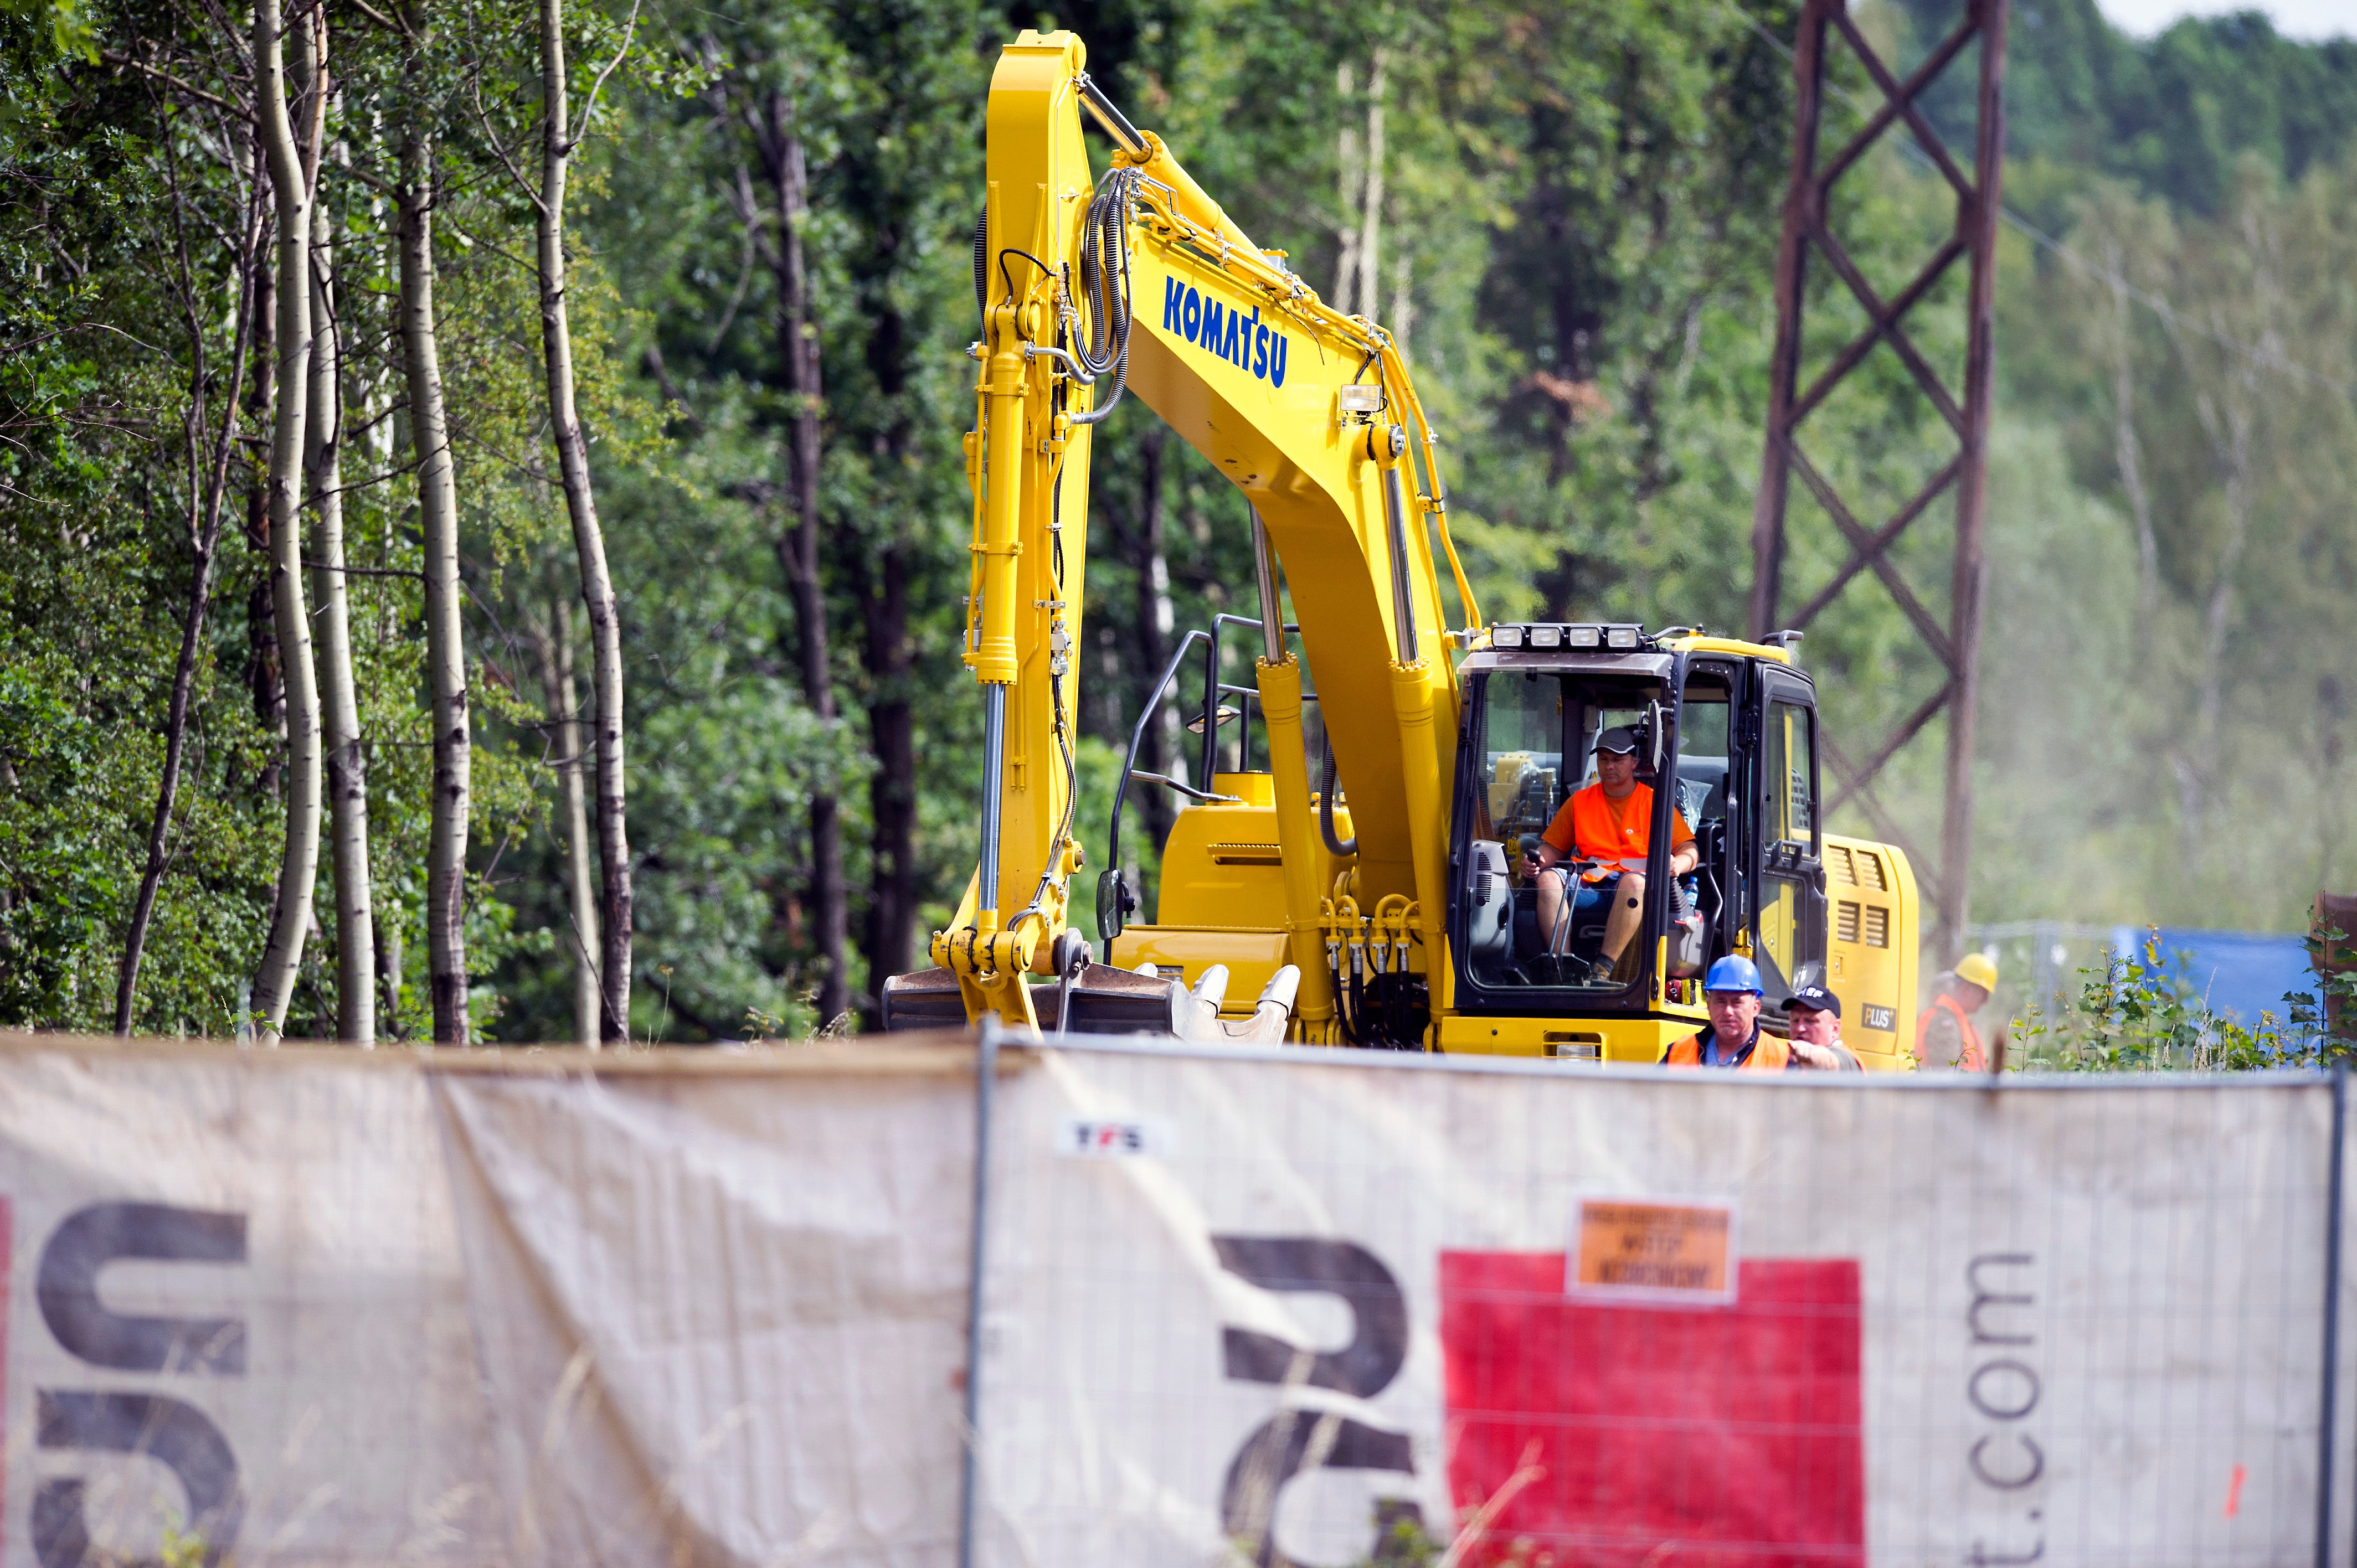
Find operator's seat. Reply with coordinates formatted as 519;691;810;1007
1673;756;1731;963
1673;757;1728;828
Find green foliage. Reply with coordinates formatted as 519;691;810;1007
2012;928;2349;1072
1898;0;2357;217
1;0;95;63
1365;1510;1442;1567
1960;145;2357;930
0;660;134;1020
3;0;2354;1045
154;1511;207;1568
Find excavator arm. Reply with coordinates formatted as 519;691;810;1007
922;30;1480;1033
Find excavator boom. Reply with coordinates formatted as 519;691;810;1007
903;30;1476;1035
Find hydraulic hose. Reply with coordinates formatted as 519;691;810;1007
1069;165;1140;426
1319;742;1356;858
971;208;989;333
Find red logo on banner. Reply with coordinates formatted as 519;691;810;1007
1439;1250;1863;1567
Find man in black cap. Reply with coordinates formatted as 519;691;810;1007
1786;984;1862;1071
1524;725;1696;983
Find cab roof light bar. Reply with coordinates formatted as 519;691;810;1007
1487;622;1650;652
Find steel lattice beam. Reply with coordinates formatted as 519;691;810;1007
1748;0;2008;964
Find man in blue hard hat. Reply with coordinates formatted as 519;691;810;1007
1664;957;1852;1070
1664;956;1790;1069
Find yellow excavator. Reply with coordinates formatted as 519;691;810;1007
881;31;1920;1066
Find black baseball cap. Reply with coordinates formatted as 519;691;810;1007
1788;985;1840;1017
1597;726;1640;755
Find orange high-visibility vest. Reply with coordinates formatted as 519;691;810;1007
1543;782;1692;875
1664;1029;1790;1071
1915;992;1984;1071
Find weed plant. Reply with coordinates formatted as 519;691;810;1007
2011;928;2357;1071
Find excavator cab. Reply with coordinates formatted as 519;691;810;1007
1445;626;1891;1061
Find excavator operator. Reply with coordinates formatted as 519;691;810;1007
1524;726;1697;984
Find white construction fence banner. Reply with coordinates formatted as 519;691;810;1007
0;1035;2347;1568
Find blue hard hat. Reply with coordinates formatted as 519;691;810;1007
1705;954;1763;996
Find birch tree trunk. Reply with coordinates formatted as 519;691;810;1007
1356;49;1386;321
1334;60;1361;313
2100;237;2159;621
2191;365;2255;743
2171;332;2258;832
244;249;282;790
250;0;324;1045
534;599;600;1045
377;900;404;1038
756;98;847;1026
1131;425;1178;850
115;143;266;1034
2174;203;2277;831
303;26;373;1045
538;0;632;1039
397;98;470;1043
856;543;913;1020
361;112;405;1040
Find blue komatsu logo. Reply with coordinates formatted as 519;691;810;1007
1162;276;1289;388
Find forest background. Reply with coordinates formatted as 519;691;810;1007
2;0;2351;1041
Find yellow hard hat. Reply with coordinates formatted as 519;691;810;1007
1955;951;2000;993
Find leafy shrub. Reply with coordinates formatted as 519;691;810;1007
2011;927;2357;1071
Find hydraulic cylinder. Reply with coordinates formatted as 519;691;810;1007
1390;658;1450;1045
1255;655;1339;1036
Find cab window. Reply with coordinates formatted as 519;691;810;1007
1475;672;1564;849
1673;681;1730;834
1764;697;1818;854
1460;671;1668;993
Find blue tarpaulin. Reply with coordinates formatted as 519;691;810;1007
2112;926;2315;1025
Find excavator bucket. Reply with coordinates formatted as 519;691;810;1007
881;962;1299;1041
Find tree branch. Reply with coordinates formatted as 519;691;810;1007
566;0;641;153
466;68;548;214
338;0;409;36
100;49;253;121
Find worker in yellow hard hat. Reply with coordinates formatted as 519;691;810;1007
1916;951;1999;1071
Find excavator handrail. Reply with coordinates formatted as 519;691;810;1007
1100;628;1211;942
1198;611;1303;782
1098;613;1318;942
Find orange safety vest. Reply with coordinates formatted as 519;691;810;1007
1543;782;1692;875
1663;1028;1791;1071
1915;992;1984;1071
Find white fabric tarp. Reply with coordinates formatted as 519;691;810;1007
977;1043;2355;1568
431;1064;974;1567
0;1034;2346;1568
0;1042;501;1566
0;1040;980;1568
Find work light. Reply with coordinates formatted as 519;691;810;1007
1491;624;1524;648
1530;625;1563;648
1567;625;1602;649
1606;625;1640;649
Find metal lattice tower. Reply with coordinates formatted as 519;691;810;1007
1748;0;2009;963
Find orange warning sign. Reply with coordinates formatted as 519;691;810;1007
1568;1198;1739;1303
